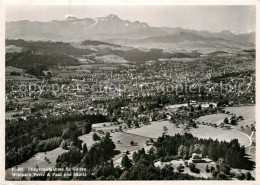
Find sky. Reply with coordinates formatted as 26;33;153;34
5;5;255;33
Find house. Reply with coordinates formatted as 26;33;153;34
192;153;202;159
191;153;204;163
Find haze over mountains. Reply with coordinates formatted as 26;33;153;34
6;14;255;52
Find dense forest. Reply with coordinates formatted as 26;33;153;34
6;113;107;168
6;52;80;77
82;40;121;47
155;133;254;170
6;39;93;56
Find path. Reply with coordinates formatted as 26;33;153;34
232;129;253;147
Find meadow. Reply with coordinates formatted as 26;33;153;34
195;113;231;126
189;125;250;146
125;120;184;138
126;120;250;146
225;106;255;128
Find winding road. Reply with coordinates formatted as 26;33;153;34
232;129;254;147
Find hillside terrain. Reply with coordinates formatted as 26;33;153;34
6;15;254;52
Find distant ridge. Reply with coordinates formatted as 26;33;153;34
6;14;255;51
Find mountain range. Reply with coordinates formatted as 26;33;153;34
6;14;255;52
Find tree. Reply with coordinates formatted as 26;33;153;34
120;171;130;180
246;171;252;180
119;126;123;132
83;143;88;154
230;119;236;125
237;172;245;180
127;120;132;128
189;163;200;173
177;145;184;158
210;166;215;173
220;163;230;175
251;126;256;131
224;117;229;124
217;173;227;180
130;141;135;146
138;105;145;113
82;123;92;134
92;133;100;141
212;169;218;177
163;126;168;132
132;151;139;163
205;165;210;173
121;155;132;169
177;164;184;173
189;163;195;170
148;147;156;156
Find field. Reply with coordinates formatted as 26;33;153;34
225;106;255;128
195;113;231;126
6;111;24;120
78;131;99;148
125;120;250;146
194;106;255;146
111;132;152;165
6;66;24;74
95;55;129;64
91;122;128;133
6;66;39;81
189;125;250;146
79;130;151;166
125;120;184;138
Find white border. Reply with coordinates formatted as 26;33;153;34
4;0;257;5
0;0;259;185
